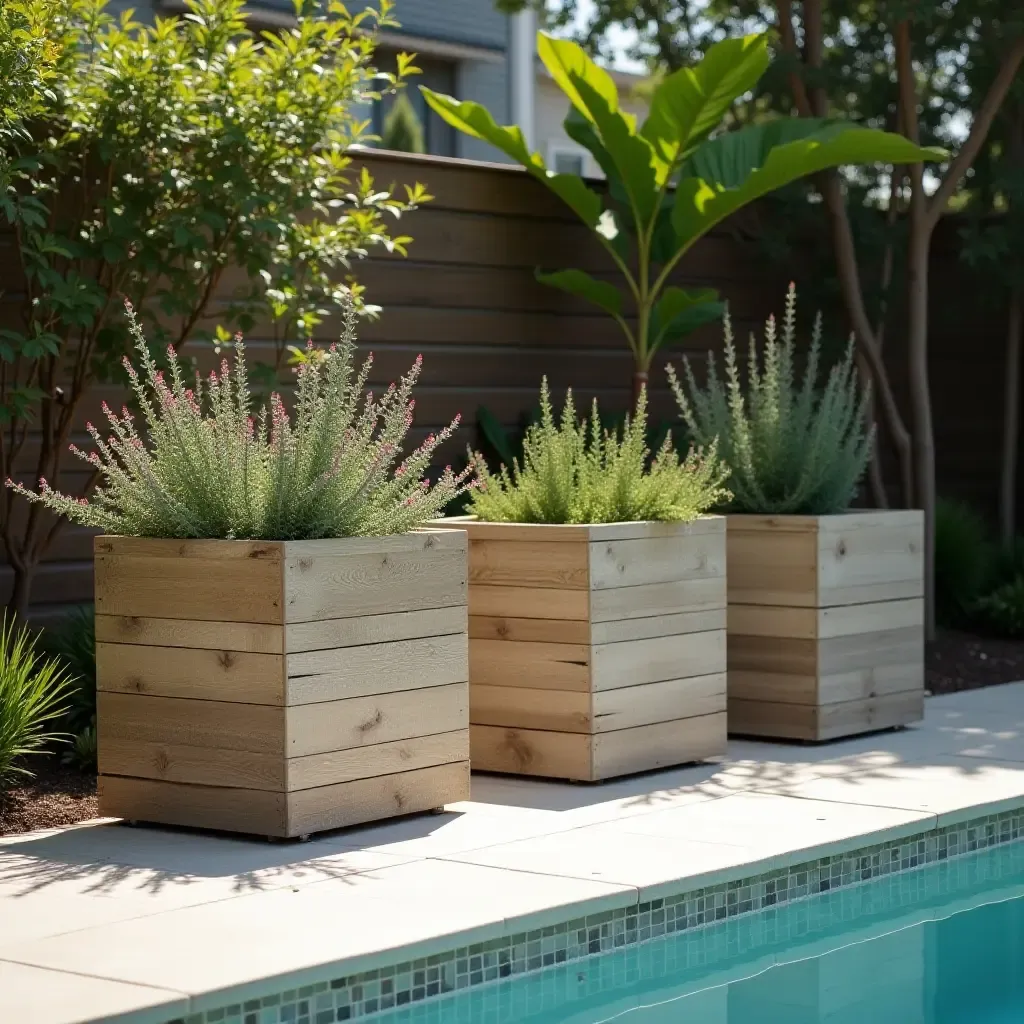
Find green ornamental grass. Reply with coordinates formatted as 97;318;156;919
468;380;730;525
0;616;73;789
8;304;471;539
669;284;873;516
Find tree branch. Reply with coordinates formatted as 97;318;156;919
926;35;1024;232
775;0;812;117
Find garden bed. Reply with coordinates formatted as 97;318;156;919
0;758;98;837
927;630;1024;695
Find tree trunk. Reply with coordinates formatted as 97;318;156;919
906;228;937;641
1001;290;1023;545
6;562;35;623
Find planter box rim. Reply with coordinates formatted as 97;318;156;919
431;514;726;529
726;509;923;530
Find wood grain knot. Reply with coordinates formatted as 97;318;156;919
217;651;236;670
394;791;406;809
249;546;276;559
502;731;533;768
154;748;170;774
495;621;510;638
836;540;847;557
130;676;145;693
359;709;384;733
298;558;313;572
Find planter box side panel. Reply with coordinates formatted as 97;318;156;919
726;514;925;741
98;533;471;836
465;520;727;779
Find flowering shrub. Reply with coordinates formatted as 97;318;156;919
467;380;729;525
669;284;873;516
8;305;470;539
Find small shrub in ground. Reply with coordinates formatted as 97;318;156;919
9;303;472;539
934;498;994;627
0;616;73;788
44;604;96;734
972;576;1024;639
467;380;730;525
669;284;873;515
62;721;97;774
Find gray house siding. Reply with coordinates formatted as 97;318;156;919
454;60;509;161
386;0;507;51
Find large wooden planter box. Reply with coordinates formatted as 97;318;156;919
727;511;925;741
93;531;470;838
441;518;727;781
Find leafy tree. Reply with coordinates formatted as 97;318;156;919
0;0;429;615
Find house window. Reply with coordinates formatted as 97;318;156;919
549;147;586;176
368;53;457;157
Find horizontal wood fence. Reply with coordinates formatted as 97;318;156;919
0;150;1013;622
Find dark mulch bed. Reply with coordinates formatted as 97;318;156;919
0;757;98;837
0;630;1021;839
927;629;1024;695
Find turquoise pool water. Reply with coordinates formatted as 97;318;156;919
373;841;1024;1023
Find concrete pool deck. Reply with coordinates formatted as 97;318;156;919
2;684;1024;1024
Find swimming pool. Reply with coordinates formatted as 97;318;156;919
368;839;1024;1023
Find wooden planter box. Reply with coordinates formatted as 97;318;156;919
726;511;925;741
93;531;470;838
438;518;727;781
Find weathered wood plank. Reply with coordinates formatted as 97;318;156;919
469;539;590;589
94;554;283;623
285;682;468;758
591;674;726;733
469;638;590;691
285;606;466;654
286;730;469;791
591;630;726;691
94;537;283;561
588;531;725;591
469;584;590;621
590;608;725;645
287;761;471;836
99;737;287;791
98;776;288;836
469;614;591;645
589;576;726;623
284;539;466;623
286;633;468;704
471;684;591;733
591;713;728;780
98;692;286;755
95;615;284;654
469;724;592;780
96;643;285;705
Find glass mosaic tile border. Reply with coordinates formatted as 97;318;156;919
166;806;1024;1024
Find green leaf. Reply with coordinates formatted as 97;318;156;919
672;121;946;249
477;405;517;470
536;268;624;317
650;287;725;351
421;88;604;227
539;34;659;221
641;35;770;179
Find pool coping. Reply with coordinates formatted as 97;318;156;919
6;789;1003;1024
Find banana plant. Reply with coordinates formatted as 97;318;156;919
422;33;945;404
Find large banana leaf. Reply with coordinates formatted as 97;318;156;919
650;287;725;353
535;268;625;319
538;35;660;220
672;120;945;247
420;89;604;228
641;35;770;178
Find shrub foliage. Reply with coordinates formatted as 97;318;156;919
669;284;873;516
0;616;72;788
9;305;470;539
468;380;729;525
